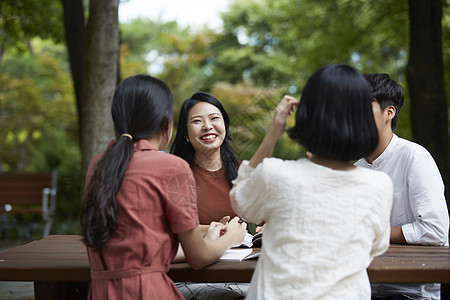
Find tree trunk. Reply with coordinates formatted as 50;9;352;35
61;0;85;134
80;0;119;176
406;0;449;207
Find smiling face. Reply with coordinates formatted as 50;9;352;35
186;101;226;156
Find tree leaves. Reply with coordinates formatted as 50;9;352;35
0;0;64;55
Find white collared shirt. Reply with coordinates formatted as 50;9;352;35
356;134;449;300
356;134;449;246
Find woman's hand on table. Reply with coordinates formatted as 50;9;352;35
223;216;247;247
204;221;227;242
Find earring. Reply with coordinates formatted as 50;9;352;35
186;138;190;143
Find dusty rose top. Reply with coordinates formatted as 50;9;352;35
85;140;199;300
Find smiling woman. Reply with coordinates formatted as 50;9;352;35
171;92;239;224
170;92;248;299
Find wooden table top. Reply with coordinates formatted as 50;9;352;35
0;235;449;283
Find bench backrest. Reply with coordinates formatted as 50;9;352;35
0;170;58;237
0;170;57;212
0;172;52;205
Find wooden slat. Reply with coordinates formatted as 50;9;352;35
0;172;52;208
0;173;51;185
0;195;44;205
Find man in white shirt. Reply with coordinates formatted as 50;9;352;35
355;73;449;300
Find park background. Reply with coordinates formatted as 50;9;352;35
0;0;448;242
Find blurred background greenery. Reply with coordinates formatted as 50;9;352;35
0;0;448;240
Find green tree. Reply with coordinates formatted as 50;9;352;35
213;0;448;207
0;41;76;171
214;0;408;90
0;0;121;236
205;0;412;159
0;0;64;62
210;81;305;161
0;40;81;237
60;0;119;175
120;18;221;104
119;17;303;160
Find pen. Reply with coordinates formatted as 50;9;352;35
238;217;246;224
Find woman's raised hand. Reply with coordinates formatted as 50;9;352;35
267;95;300;141
248;95;299;169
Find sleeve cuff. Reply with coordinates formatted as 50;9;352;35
401;223;417;244
232;160;254;184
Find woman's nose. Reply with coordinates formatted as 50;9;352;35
203;121;212;130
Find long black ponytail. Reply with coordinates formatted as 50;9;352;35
81;75;173;251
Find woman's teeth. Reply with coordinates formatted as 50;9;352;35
202;135;216;140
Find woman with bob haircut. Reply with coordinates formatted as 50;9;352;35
230;64;393;299
80;75;246;300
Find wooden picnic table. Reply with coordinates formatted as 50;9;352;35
0;235;449;299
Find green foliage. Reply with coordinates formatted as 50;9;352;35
0;38;81;235
0;40;77;171
28;131;82;221
118;1;419;161
120;18;188;59
217;0;408;87
0;0;64;53
119;18;305;162
120;18;222;113
212;0;414;141
210;81;306;161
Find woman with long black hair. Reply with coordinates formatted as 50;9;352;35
171;92;259;299
171;92;239;224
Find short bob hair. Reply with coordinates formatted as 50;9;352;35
288;64;378;161
170;92;238;186
363;73;404;130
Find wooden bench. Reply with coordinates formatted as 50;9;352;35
0;170;57;237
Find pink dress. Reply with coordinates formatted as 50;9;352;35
85;140;199;300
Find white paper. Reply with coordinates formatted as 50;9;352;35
219;248;253;262
241;232;254;247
